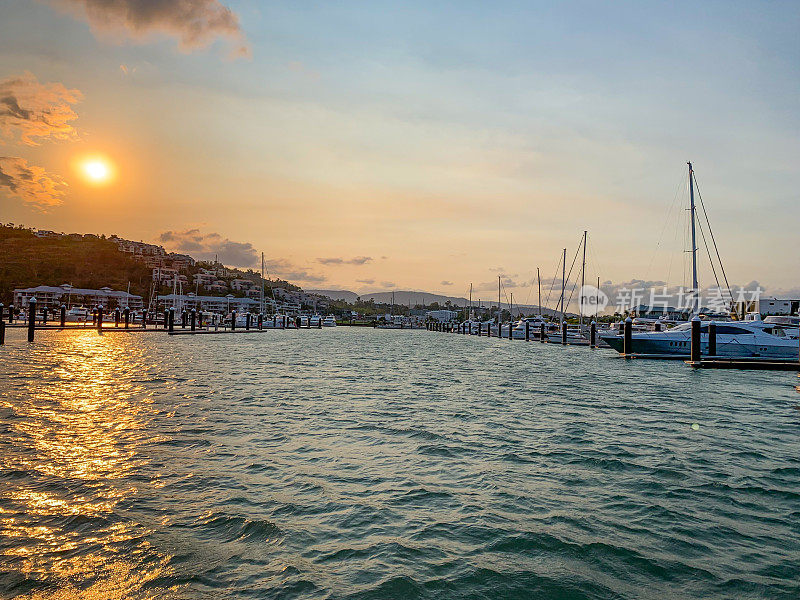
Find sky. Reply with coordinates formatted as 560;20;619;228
1;0;798;303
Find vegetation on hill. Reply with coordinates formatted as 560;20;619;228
0;224;304;306
0;224;152;304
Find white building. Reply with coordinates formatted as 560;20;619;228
158;293;262;314
733;296;800;318
13;284;143;310
426;309;459;323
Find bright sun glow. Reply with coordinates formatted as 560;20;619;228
80;158;114;184
83;160;111;182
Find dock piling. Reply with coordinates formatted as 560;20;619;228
708;321;717;357
590;321;596;348
142;309;147;330
561;321;567;345
97;305;104;333
540;322;546;342
60;304;66;328
124;307;130;329
115;308;120;327
27;298;36;342
42;306;48;325
0;320;4;345
690;316;701;362
623;317;632;355
231;311;237;331
168;308;174;333
190;309;196;331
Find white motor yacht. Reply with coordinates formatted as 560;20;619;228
322;315;337;327
65;306;91;322
601;318;799;358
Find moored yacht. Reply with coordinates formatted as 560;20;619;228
322;315;337;327
601;318;798;358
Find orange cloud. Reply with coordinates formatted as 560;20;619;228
0;157;67;208
0;72;82;146
50;0;251;58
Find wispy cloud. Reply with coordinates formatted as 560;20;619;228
0;72;82;145
317;256;373;266
356;278;375;285
440;280;453;286
0;156;67;207
49;0;251;58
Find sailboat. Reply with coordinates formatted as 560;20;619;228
601;163;797;357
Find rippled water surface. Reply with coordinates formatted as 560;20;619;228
1;326;799;599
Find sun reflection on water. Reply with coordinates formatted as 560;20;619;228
0;331;174;598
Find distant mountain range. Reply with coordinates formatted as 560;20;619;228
307;289;566;317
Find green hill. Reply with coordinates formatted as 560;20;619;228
0;225;152;304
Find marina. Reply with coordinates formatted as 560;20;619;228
2;2;799;598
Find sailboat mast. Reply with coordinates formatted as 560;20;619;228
688;162;699;314
497;275;501;326
537;267;541;317
561;248;566;323
260;252;265;314
580;230;587;328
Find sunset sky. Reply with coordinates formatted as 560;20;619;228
1;1;798;299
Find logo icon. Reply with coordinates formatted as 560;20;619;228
578;284;608;317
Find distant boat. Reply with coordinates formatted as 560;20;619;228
65;306;90;322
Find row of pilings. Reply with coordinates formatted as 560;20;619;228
426;320;600;348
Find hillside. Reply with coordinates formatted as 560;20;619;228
0;225;152;304
308;288;563;317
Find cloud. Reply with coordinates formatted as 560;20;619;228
380;281;396;288
440;280;453;286
317;256;373;266
160;228;257;267
356;278;375;285
0;72;82;145
50;0;251;58
0;156;66;207
158;229;327;283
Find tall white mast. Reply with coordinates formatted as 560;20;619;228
261;252;265;314
688;162;699;314
497;275;501;326
561;248;566;323
537;267;541;317
580;230;587;329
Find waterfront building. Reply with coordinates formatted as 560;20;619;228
13;284;143;310
426;309;459;323
733;296;800;318
158;293;263;314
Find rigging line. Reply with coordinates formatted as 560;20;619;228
692;171;734;303
644;169;686;283
544;254;562;312
561;237;583;314
563;236;583;294
695;210;723;294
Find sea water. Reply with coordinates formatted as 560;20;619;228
1;327;798;599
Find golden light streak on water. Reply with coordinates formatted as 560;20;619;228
0;331;175;598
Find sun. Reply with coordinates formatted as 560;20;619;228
78;157;115;185
84;160;109;181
